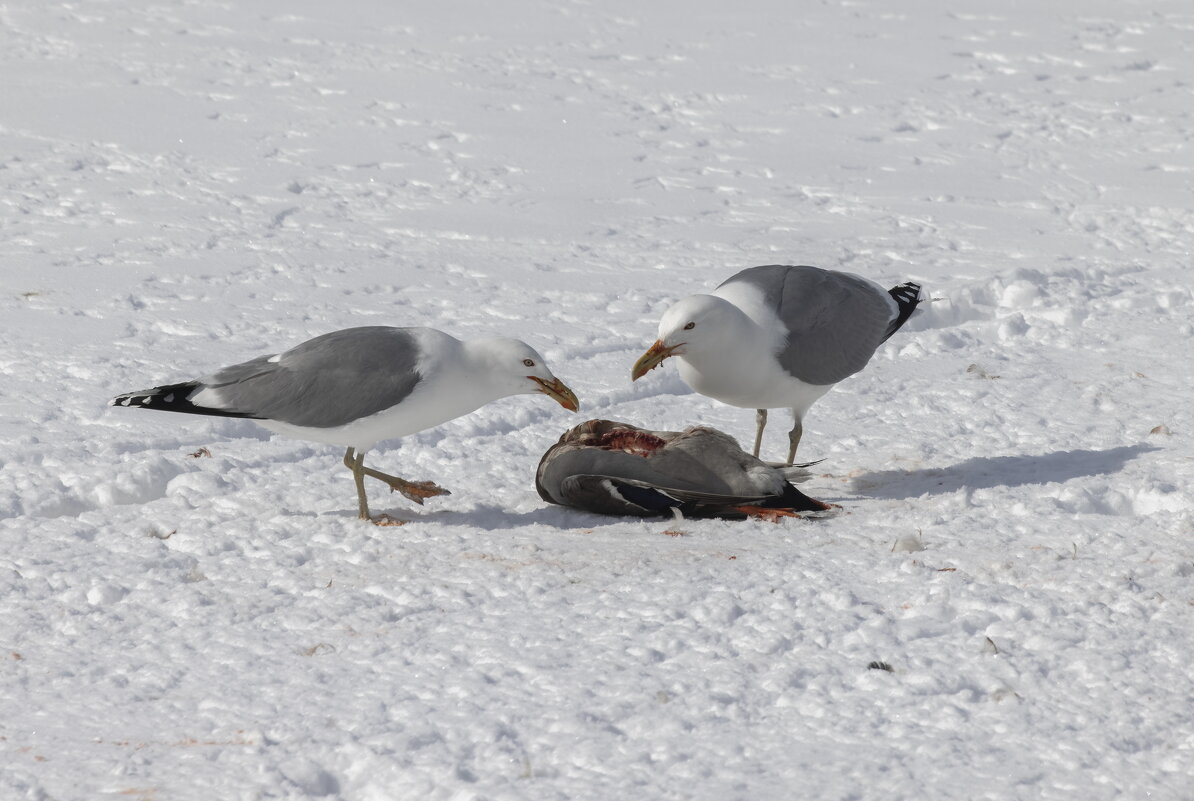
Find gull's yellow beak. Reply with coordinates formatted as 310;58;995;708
631;340;683;381
530;376;580;412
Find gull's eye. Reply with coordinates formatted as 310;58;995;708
683;322;696;330
523;358;535;367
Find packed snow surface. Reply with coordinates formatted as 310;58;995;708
2;1;1192;799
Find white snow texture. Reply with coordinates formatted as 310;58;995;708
2;1;1192;799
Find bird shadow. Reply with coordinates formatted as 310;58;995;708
338;444;1158;525
847;443;1158;499
359;502;628;531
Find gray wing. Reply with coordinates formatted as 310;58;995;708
537;444;727;504
538;443;773;517
536;427;780;505
202;326;423;428
663;427;788;495
721;265;895;385
557;474;775;517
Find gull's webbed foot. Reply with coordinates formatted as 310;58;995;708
378;476;452;505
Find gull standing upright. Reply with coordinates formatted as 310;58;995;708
111;326;579;523
631;265;921;464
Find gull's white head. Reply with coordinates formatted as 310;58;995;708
473;337;580;411
632;294;738;380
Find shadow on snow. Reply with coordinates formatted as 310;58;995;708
349;502;631;531
848;443;1159;499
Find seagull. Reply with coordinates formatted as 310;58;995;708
111;326;579;523
535;419;832;520
631;265;921;464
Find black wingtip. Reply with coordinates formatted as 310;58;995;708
882;281;923;342
109;382;260;419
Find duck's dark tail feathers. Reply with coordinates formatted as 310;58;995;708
882;281;923;342
110;382;259;419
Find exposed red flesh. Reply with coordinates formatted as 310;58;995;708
597;429;667;457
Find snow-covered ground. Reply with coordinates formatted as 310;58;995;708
2;1;1192;798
